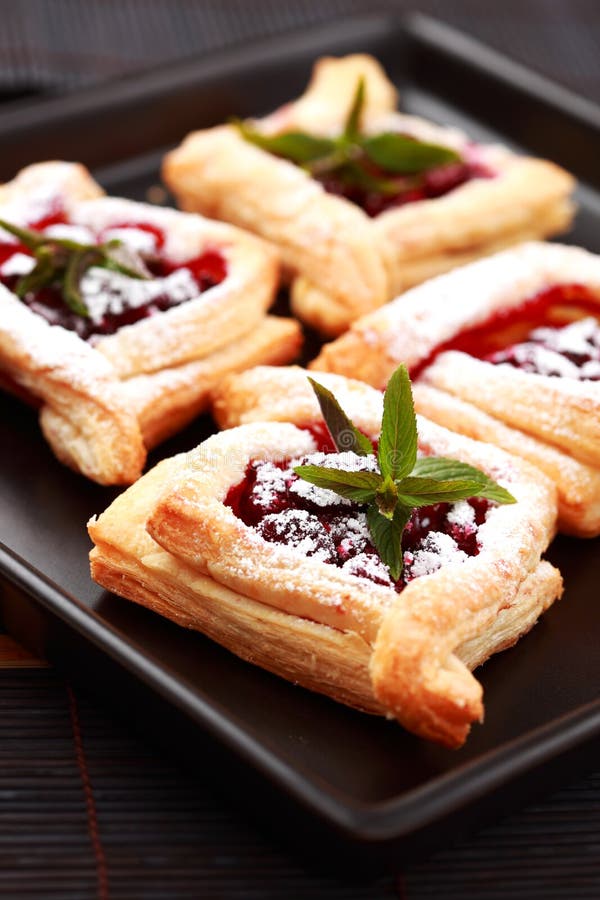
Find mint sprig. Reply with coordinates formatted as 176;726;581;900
0;218;152;318
235;78;461;197
294;365;515;582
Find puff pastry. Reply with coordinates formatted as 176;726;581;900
90;370;561;747
313;241;600;535
163;54;575;336
0;162;300;483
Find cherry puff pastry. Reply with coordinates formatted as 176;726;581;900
89;368;561;747
313;241;600;536
0;162;301;484
163;54;575;336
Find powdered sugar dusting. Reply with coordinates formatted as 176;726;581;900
101;226;159;256
488;316;600;381
226;450;488;594
302;450;380;473
44;223;95;244
258;509;336;562
1;253;35;278
446;500;476;528
81;266;198;326
404;531;468;580
342;552;393;586
251;460;290;510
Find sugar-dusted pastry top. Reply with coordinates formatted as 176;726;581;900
226;445;492;592
100;380;561;746
164;55;575;335
0;162;280;378
0;162;299;484
312;242;600;384
312;242;600;536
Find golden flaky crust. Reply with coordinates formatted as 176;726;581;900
125;317;302;448
0;162;299;483
164;55;575;336
312;242;600;535
90;371;561;747
0;287;145;484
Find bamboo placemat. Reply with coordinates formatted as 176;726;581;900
0;630;598;899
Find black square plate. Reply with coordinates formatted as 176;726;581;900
1;14;599;869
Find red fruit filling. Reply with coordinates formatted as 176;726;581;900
225;449;490;593
412;284;600;382
316;157;493;217
0;213;227;340
482;317;600;380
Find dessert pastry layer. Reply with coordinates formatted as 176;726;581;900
164;54;575;336
0;162;300;483
89;372;561;748
312;242;600;535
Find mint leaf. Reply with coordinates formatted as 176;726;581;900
234;121;335;164
235;78;464;203
396;476;494;507
0;216;153;319
343;77;365;141
410;457;516;504
292;465;381;502
102;239;152;278
307;377;374;456
0;217;47;250
295;365;516;583
375;474;398;518
367;504;411;582
378;364;417;481
362;133;461;173
64;248;104;317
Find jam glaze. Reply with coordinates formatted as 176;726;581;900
0;209;227;341
315;148;494;218
225;442;490;594
411;284;600;381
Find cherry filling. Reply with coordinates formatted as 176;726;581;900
225;450;490;593
483;317;600;381
0;215;227;340
316;156;493;218
411;284;600;382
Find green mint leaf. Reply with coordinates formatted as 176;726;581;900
304;148;350;178
307;377;374;456
375;474;398;519
1;216;152;320
367;504;411;582
0;217;47;251
395;476;493;507
295;365;516;583
235;120;336;164
102;239;152;279
378;363;417;481
362;133;461;174
410;457;516;504
293;465;381;503
343;77;365;141
14;246;57;299
64;248;105;317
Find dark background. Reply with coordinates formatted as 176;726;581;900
0;0;599;103
0;2;599;898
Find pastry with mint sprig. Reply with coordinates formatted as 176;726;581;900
90;363;561;746
0;161;299;484
164;54;574;336
313;241;600;537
